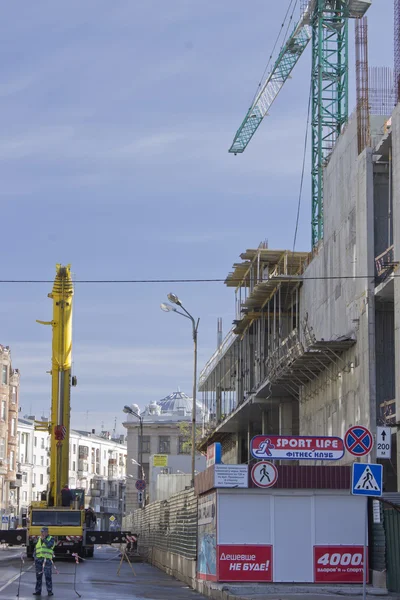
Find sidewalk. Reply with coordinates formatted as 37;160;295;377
196;582;396;600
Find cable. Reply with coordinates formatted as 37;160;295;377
0;275;394;284
293;77;313;253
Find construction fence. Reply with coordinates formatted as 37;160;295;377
123;488;198;561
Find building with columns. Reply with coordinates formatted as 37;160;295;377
123;390;207;514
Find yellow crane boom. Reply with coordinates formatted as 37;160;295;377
37;264;74;507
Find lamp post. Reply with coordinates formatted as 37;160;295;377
123;406;144;502
161;294;199;487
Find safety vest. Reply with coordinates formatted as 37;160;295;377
35;536;55;560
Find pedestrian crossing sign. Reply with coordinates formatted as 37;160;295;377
352;463;383;497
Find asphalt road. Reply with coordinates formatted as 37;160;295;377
0;546;206;599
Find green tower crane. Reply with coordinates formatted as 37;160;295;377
229;0;371;248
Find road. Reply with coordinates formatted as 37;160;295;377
0;546;206;599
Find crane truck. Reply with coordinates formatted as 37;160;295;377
26;264;95;558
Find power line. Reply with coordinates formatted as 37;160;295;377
0;275;392;284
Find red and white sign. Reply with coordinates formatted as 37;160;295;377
218;545;273;582
314;546;367;583
251;435;344;461
251;461;278;488
344;426;373;457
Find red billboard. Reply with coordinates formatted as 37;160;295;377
218;545;273;582
314;546;367;583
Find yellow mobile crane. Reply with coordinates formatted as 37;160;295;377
26;264;94;558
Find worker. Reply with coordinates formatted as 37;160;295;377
33;526;55;596
84;507;97;528
61;484;73;507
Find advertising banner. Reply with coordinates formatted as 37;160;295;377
218;545;273;582
314;546;367;583
251;435;344;461
197;492;217;581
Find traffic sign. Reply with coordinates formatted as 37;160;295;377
344;426;373;457
376;426;391;459
352;463;382;497
109;515;116;522
251;435;344;461
251;461;278;488
135;479;146;492
137;491;144;505
1;516;9;523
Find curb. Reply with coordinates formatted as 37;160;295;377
195;583;389;600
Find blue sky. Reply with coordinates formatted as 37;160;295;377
0;1;392;433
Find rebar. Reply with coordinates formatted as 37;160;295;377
355;17;371;153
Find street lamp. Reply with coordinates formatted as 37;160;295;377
160;293;199;487
123;405;144;485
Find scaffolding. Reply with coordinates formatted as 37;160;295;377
199;245;356;445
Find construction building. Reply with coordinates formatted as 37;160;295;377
0;344;20;519
199;99;399;490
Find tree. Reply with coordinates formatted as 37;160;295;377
178;421;203;453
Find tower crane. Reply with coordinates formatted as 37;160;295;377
229;0;371;247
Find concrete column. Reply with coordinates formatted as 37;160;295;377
279;401;293;435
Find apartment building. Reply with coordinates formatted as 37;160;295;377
16;422;127;530
0;344;20;518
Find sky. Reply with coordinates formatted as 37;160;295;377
0;1;393;434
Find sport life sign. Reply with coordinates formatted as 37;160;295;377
250;435;345;461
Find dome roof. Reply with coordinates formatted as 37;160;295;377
157;390;204;414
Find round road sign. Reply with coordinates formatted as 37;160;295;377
345;426;373;457
251;461;278;488
135;479;146;492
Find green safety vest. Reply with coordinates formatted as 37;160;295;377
35;536;55;560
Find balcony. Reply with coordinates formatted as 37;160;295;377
375;245;397;301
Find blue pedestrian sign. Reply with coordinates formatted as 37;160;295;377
352;463;383;497
1;515;8;523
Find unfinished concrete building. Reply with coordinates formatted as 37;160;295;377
199;107;399;490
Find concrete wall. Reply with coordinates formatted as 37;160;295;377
147;547;196;587
391;104;400;489
299;117;377;460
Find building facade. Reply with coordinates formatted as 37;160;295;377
0;345;20;518
123;390;207;513
16;423;127;530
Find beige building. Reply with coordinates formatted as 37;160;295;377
0;344;20;518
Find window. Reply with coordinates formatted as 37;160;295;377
1;401;5;421
104;450;106;460
178;436;190;454
9;451;14;470
1;365;8;385
73;444;76;454
141;436;150;454
40;474;43;485
47;458;49;466
72;461;76;471
11;418;16;437
0;439;5;459
23;491;27;502
34;436;37;448
41;438;45;449
33;455;36;465
11;386;17;404
33;473;36;484
40;456;44;466
79;445;89;459
158;436;170;454
22;472;27;483
20;454;24;464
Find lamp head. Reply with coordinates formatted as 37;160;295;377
167;293;181;306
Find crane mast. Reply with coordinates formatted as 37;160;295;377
37;264;74;507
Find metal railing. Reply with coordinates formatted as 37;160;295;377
199;328;237;387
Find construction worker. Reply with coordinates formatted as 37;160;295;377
61;484;73;507
33;526;55;596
